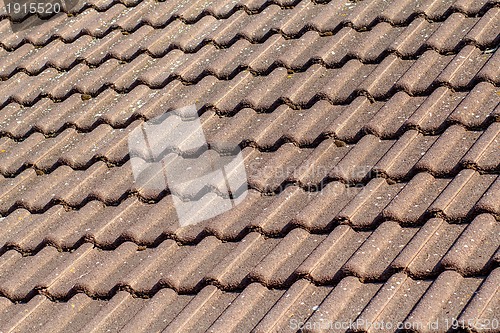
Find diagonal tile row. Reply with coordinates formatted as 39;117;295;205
1;0;495;24
302;269;500;333
0;114;498;212
0;0;298;21
236;124;499;188
1;8;499;79
0;213;497;300
0;0;496;51
0;110;498;179
0;169;497;249
0;269;497;333
1;81;498;140
0;44;498;108
201;81;499;144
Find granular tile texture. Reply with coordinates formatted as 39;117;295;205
0;0;499;332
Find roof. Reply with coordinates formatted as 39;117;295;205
0;0;499;331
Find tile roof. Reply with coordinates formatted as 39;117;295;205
0;0;499;331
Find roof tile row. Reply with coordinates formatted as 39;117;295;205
0;269;498;333
0;0;296;21
1;119;498;181
1;81;498;144
0;137;497;213
1;0;496;49
0;45;498;109
0;170;497;249
1;9;499;78
0;0;498;329
0;213;497;299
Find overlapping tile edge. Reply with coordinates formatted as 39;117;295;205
0;19;499;107
0;0;497;50
0;270;498;332
1;9;499;79
0;213;498;300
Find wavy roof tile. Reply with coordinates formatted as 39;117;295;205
0;0;498;331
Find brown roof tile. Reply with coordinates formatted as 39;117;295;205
0;212;497;303
0;0;498;330
0;271;498;332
